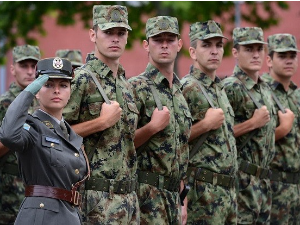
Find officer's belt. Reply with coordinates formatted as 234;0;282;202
270;169;300;184
137;170;180;192
239;160;272;179
85;177;137;194
25;185;81;206
187;167;235;188
2;163;19;176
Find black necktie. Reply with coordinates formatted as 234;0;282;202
60;121;69;140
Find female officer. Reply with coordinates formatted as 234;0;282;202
0;57;89;225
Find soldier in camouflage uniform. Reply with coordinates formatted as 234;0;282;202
223;27;278;224
261;34;300;225
128;16;192;224
55;49;84;69
63;5;140;225
181;20;238;224
0;44;40;225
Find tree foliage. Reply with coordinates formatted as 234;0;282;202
0;1;289;64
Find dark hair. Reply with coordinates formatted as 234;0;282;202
268;51;274;59
190;39;197;49
233;44;240;50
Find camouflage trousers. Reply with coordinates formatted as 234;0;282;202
270;181;300;225
137;183;182;225
81;190;140;225
0;172;24;225
237;170;272;225
186;179;237;225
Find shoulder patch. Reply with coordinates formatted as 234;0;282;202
43;121;54;128
23;123;31;131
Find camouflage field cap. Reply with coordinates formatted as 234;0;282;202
55;49;83;67
189;20;228;42
233;27;267;46
93;5;132;31
13;45;41;63
146;16;180;39
36;57;73;80
267;33;300;54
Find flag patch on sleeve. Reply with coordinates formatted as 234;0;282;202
23;123;31;131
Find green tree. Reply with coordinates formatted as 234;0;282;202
0;1;289;64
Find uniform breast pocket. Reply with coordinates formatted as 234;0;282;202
244;106;256;120
42;136;66;168
88;101;102;118
125;102;139;133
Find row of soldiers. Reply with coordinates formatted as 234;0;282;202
0;4;299;225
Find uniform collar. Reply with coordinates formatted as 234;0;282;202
191;67;224;89
233;65;263;90
85;52;126;79
143;63;182;90
261;73;298;92
9;82;23;98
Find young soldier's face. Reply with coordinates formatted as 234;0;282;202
233;44;265;73
90;27;128;61
144;32;182;66
36;78;71;116
189;37;224;74
11;59;37;89
267;51;298;79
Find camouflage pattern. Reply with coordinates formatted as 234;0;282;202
63;53;139;224
267;33;300;54
181;67;238;224
55;49;84;67
82;190;139;225
12;44;41;63
223;66;277;224
233;27;267;46
187;180;237;224
93;5;132;31
145;16;180;39
0;82;39;224
137;183;182;224
189;20;227;42
128;63;192;224
261;73;300;225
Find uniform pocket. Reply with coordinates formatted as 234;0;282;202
42;135;65;168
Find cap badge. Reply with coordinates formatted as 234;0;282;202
53;57;63;69
282;37;292;46
158;19;170;30
209;23;218;33
110;9;121;22
247;29;259;39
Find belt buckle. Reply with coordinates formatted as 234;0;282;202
72;190;80;206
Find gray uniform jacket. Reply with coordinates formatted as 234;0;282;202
0;90;87;225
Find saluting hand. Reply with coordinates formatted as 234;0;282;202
24;75;49;95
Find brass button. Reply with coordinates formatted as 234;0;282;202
75;169;79;174
74;153;79;157
51;143;55;147
40;203;44;208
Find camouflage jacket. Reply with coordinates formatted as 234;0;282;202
181;68;237;175
223;66;276;168
63;53;139;181
128;63;192;180
261;73;300;172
